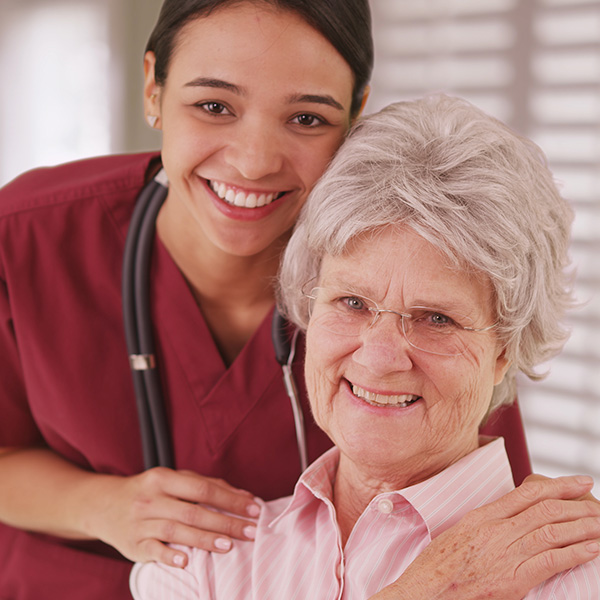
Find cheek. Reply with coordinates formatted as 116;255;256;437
304;325;350;426
298;133;347;186
423;351;495;429
453;353;500;425
304;328;330;424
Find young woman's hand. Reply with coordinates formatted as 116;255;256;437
86;467;261;568
370;475;600;600
0;448;260;569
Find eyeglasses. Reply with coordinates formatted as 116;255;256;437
305;287;497;357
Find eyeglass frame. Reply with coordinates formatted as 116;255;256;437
303;286;498;357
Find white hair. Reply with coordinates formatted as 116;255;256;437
278;94;575;415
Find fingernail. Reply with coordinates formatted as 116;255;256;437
214;538;232;551
576;475;594;486
586;542;600;553
247;503;261;518
173;554;185;567
243;525;257;540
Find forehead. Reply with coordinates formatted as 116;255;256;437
168;2;354;95
318;227;495;314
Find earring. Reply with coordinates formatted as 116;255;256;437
147;115;158;128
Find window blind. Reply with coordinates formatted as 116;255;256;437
368;0;600;494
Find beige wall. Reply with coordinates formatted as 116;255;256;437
110;0;164;153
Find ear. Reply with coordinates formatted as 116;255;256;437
143;51;162;129
493;349;511;386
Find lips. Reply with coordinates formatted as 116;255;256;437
209;179;285;208
351;383;421;408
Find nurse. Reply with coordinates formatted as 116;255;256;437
0;1;595;599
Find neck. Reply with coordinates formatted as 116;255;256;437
332;437;481;546
333;458;403;546
156;198;286;364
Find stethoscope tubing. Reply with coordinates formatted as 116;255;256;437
124;170;307;473
271;310;308;472
122;171;173;469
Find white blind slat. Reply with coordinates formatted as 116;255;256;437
369;0;600;496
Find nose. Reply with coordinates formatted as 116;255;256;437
352;312;414;376
223;116;285;181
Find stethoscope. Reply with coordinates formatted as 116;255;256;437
122;169;308;473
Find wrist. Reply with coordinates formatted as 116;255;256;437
68;471;122;540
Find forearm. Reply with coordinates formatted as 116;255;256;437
0;446;118;540
0;447;262;566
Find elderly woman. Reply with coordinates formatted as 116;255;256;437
131;95;600;599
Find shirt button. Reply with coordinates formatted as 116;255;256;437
377;498;394;514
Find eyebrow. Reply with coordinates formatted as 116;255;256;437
286;93;345;112
183;77;345;111
184;77;243;94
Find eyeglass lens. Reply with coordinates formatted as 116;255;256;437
307;287;477;356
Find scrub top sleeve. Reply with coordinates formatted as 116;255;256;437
0;272;42;446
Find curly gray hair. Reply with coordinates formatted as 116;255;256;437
278;94;575;416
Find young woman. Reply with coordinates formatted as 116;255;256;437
0;2;594;599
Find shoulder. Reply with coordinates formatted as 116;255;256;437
0;152;160;219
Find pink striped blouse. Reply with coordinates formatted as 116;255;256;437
130;439;600;599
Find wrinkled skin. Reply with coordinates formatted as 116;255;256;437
371;475;600;599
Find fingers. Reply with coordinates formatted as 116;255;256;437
474;475;595;522
125;469;262;567
137;539;190;570
503;498;600;546
145;468;260;519
523;475;600;506
140;495;259;544
516;514;600;555
517;540;600;588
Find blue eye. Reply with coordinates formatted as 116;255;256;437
412;309;456;329
340;296;367;311
430;313;450;326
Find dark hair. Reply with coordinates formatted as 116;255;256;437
146;0;373;116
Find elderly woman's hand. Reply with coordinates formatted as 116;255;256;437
524;472;600;503
370;475;600;600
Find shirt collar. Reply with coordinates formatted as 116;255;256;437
269;438;514;538
268;447;340;527
395;437;514;538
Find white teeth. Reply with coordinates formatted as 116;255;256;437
352;385;419;408
210;180;281;208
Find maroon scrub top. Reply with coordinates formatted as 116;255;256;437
0;153;530;599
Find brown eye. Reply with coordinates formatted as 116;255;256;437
291;113;325;128
198;102;231;116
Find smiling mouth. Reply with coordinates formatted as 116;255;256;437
209;180;286;208
351;383;421;408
